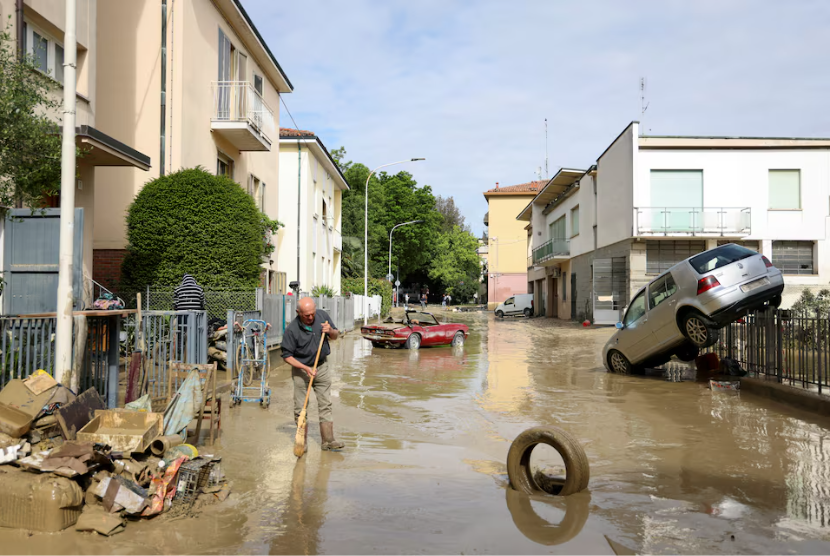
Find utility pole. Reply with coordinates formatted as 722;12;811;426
55;0;78;385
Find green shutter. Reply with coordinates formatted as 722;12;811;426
650;170;703;231
571;207;579;237
769;170;800;210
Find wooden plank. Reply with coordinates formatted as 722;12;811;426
55;388;106;441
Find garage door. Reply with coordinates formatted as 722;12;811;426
646;240;706;276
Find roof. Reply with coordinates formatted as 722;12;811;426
639;135;830;149
279;128;349;190
516;169;586;221
483;181;546;202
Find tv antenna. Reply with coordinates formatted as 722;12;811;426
545;118;549;179
640;77;649;116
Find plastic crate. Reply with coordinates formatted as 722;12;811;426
174;459;213;501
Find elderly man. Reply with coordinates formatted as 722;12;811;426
281;297;345;451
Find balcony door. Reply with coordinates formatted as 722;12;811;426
650;170;703;233
218;29;247;121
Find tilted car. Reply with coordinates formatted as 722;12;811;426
361;310;469;349
603;243;784;374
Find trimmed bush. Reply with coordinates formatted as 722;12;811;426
120;167;272;291
342;277;392;317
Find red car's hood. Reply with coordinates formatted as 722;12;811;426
362;323;406;331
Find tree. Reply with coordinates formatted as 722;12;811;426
435;195;469;233
330;146;352;173
428;225;481;301
120;167;278;291
0;22;64;209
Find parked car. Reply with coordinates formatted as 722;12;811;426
603;243;784;374
495;294;534;318
361;310;469;350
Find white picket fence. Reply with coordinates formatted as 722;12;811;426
352;294;383;322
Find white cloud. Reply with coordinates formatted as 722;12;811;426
244;0;830;235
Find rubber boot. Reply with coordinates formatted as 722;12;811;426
320;422;344;451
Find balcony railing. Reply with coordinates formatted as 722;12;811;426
527;255;533;269
211;81;275;149
634;207;751;236
532;238;570;265
333;229;342;252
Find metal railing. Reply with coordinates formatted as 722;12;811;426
333;229;343;252
527;255;533;269
634;207;751;236
704;308;830;394
211;81;275;140
258;294;356;350
532;238;570;264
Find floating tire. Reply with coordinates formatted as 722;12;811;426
507;426;590;496
505;488;591;546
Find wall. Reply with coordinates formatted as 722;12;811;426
596;123;637;248
487;273;526;309
542;176;596;259
486;194;535;306
277;142;306;288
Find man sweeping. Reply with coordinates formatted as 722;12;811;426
282;297;345;452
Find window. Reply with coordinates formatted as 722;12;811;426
648;273;678;309
646;240;705;275
689;244;756;274
571;206;580;237
550;216;566;240
249;175;262;209
313;216;318;254
772;241;814;275
504;297;514;306
593;225;598;250
562;272;567;302
769;170;801;210
624;290;647;327
217;152;234;179
23;23;64;84
254;74;263;95
649;170;703;231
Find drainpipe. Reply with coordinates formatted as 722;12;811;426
160;0;167;176
15;0;23;59
297;141;302;287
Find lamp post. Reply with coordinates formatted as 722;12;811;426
364;158;425;324
388;220;423;308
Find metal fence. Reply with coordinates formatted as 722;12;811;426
141;311;208;404
145;288;256;321
705;308;830;394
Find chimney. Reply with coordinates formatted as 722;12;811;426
495;182;499;189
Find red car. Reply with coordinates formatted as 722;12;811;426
361;310;469;349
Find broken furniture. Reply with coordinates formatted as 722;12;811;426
55;388;107;441
77;409;163;454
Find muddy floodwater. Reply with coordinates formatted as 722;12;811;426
3;311;830;554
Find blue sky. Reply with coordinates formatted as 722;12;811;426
245;0;829;236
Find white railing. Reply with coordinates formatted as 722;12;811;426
333;229;342;252
634;207;751;236
211;81;275;141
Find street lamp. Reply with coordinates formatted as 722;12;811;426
388;220;424;307
364;158;425;325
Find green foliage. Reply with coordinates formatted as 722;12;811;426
435;196;469;233
330;146;352;173
428;225;481;302
791;288;830;318
342;277;393;317
120;167;271;291
0;22;64;209
311;285;337;297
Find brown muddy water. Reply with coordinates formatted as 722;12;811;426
2;311;830;554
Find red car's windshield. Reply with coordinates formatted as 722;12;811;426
406;312;439;326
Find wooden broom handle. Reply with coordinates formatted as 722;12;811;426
301;332;327;408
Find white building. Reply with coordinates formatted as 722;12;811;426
519;121;830;324
277;129;348;295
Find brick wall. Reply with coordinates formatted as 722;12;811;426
93;249;127;292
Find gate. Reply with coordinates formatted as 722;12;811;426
3;208;84;315
142;311;207;406
593;257;626;325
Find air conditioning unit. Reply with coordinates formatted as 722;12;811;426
550;267;562;278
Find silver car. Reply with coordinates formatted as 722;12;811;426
603;243;784;374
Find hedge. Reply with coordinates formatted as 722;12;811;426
342;277;392;317
120;167;271;292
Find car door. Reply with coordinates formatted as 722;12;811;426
644;271;683;353
615;289;652;362
503;297;516;314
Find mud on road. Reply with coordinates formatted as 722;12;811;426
2;311;830;554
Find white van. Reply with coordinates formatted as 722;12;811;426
495;294;534;318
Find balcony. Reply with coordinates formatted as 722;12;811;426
333;229;342;252
527;255;533;269
211;81;275;151
532;239;570;265
634;207;751;237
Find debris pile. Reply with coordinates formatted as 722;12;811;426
207;318;229;371
0;370;230;536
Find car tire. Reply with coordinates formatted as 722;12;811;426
451;331;465;347
371;341;384;349
496;310;504;318
681;311;719;348
769;294;782;309
523;308;533;318
607;349;633;375
405;333;421;350
674;343;700;362
505;488;591;546
506;426;590;497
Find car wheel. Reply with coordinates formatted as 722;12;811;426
405;333;421;350
769;294;782;309
682;311;719;348
506;426;590;496
523;308;532;318
608;350;632;375
371;341;384;349
675;343;700;362
496;310;504;318
451;331;465;347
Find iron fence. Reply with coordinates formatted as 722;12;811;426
704;308;830;394
141;311;208;405
145;287;256;321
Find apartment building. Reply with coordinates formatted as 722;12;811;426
520;121;830;324
277;129;348;294
0;0;150;314
93;0;292;292
483;181;544;309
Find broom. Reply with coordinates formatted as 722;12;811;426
294;332;327;457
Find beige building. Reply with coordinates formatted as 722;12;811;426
93;0;292;292
0;0;150;313
278;129;348;295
